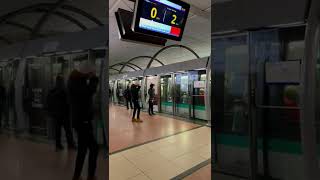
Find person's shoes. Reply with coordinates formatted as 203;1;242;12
136;119;143;123
132;118;137;122
55;144;64;152
152;113;156;115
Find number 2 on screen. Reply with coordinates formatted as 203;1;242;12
171;14;177;25
151;7;157;19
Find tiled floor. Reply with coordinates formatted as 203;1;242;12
109;105;200;153
109;126;211;180
0;135;108;180
184;164;211;180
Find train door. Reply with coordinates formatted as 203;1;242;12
212;34;251;178
160;74;173;114
213;28;306;180
251;28;305;180
189;70;208;121
109;81;114;102
26;57;52;136
117;79;125;105
0;61;18;130
174;72;190;118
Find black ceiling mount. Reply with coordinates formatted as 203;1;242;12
115;8;167;46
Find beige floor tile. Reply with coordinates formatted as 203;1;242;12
110;155;141;179
128;173;151;180
144;161;184;180
197;145;211;159
109;153;124;162
121;145;153;160
172;151;207;171
126;151;170;172
109;126;211;180
145;140;174;151
156;145;189;160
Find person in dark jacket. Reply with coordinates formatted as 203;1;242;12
124;85;133;109
131;84;142;122
47;75;75;151
148;84;156;115
68;69;99;180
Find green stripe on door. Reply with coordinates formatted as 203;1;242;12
216;134;303;155
161;102;206;111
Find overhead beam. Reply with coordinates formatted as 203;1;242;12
5;21;33;32
0;3;102;28
110;63;137;71
60;5;104;26
109;67;120;72
0;36;12;44
119;55;165;73
146;44;200;69
31;0;67;39
31;9;88;30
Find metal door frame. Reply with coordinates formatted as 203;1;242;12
159;74;174;115
300;0;320;179
173;72;191;119
212;32;255;179
189;69;209;122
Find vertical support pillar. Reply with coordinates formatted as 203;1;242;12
101;48;108;158
300;1;320;179
14;58;27;133
206;58;211;126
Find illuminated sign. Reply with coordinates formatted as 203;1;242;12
132;0;190;41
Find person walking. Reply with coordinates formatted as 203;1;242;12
124;85;133;110
68;67;99;180
131;84;142;122
47;75;76;151
148;84;156;115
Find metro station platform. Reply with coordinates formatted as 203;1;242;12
109;105;211;180
0;135;107;180
109;105;201;153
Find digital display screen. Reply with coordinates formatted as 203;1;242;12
132;0;190;41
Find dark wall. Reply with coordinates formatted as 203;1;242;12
212;0;308;33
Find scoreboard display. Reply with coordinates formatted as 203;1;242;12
132;0;190;41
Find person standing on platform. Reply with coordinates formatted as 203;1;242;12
68;66;99;180
47;74;76;151
148;84;156;116
131;84;142;122
124;85;133;110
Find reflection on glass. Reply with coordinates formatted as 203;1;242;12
160;75;173;114
175;73;189;117
224;45;249;134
